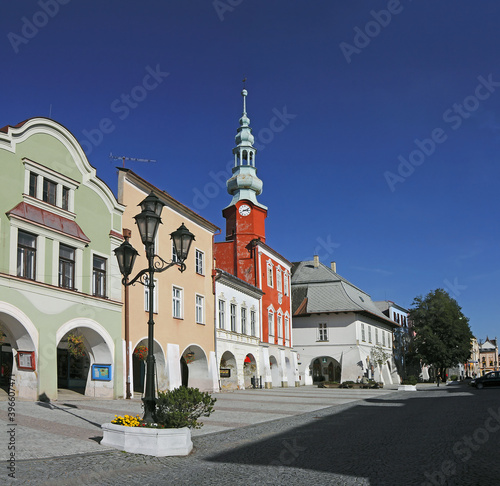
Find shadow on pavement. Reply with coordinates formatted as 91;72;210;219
205;386;500;485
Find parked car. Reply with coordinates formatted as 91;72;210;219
470;371;500;389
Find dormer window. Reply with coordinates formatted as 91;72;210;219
23;159;78;214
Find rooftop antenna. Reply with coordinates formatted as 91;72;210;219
109;153;157;169
242;76;247;88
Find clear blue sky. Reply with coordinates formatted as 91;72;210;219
2;1;499;340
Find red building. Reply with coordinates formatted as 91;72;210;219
214;89;297;388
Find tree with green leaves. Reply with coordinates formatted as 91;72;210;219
408;289;473;381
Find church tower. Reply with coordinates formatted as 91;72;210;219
223;88;267;244
217;89;268;282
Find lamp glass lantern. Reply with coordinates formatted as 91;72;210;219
114;240;139;278
140;191;165;216
171;223;195;264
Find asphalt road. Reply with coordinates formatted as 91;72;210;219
10;384;500;485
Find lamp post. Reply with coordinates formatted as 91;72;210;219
114;191;195;423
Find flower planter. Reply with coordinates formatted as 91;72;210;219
101;423;193;456
398;384;417;391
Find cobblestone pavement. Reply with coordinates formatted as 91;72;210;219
3;384;500;485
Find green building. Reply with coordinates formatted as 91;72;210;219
0;117;124;400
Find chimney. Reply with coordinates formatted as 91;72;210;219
313;255;319;268
331;261;336;273
122;228;132;240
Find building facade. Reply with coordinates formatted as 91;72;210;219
479;337;498;375
215;269;263;390
292;258;400;385
213;89;298;388
117;168;219;394
0;118;124;400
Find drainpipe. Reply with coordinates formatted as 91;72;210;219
212;228;221;391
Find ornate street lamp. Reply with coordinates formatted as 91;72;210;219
114;191;195;423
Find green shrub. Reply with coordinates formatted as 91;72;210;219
402;375;418;386
155;386;216;429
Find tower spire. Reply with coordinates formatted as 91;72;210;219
225;88;267;210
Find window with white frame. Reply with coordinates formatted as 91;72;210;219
277;312;282;338
285;315;290;341
276;268;282;292
144;277;158;313
250;309;256;336
17;231;36;280
368;325;372;343
382;330;386;347
230;303;237;332
375;328;379;345
267;261;274;287
195;295;204;324
241;307;247;335
195;249;204;275
218;299;225;329
318;323;328;341
59;244;75;289
361;323;366;342
172;286;182;318
24;160;77;213
284;273;289;296
268;310;274;336
92;255;107;297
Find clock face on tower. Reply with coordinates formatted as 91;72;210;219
239;204;251;216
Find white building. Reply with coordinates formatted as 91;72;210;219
215;269;264;390
292;258;400;385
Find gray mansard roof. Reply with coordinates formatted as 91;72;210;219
291;260;398;327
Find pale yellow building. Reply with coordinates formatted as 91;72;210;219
117;169;219;394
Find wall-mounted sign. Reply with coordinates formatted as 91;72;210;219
220;368;231;378
16;351;36;371
92;364;112;381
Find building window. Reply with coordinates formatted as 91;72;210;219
195;295;204;324
172;286;182;318
29;172;37;197
172;240;179;263
17;231;36;280
361;323;366;342
268;311;274;336
43;178;57;206
375;328;379;345
218;300;225;329
251;310;256;336
62;186;70;211
368;326;372;343
195;250;204;275
284;273;289;296
276;269;282;292
277;313;283;339
92;255;106;297
318;323;328;341
267;261;274;287
241;307;247;335
285;316;290;341
59;244;75;289
144;277;158;313
382;331;386;347
230;304;237;332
